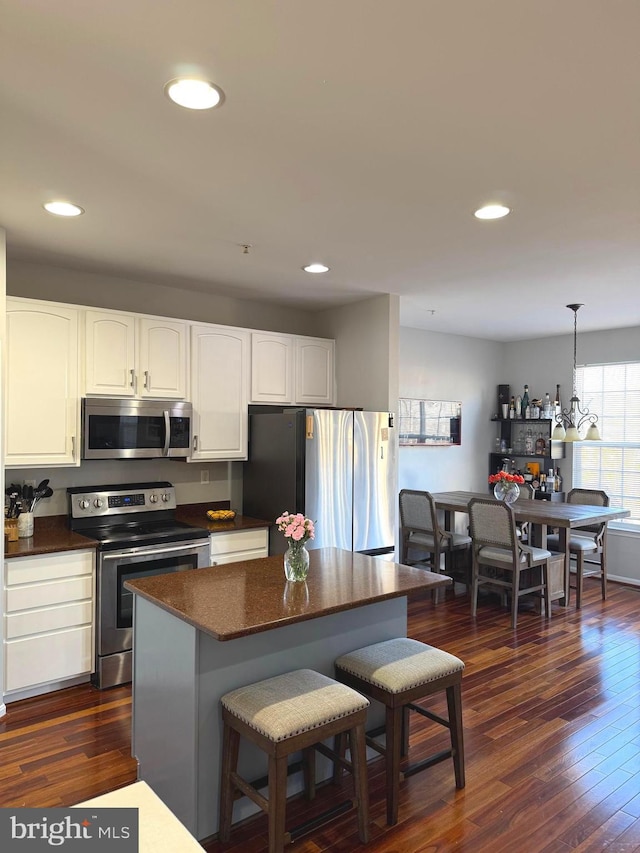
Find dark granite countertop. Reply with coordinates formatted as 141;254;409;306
4;515;98;558
4;505;270;559
175;503;271;533
124;547;450;641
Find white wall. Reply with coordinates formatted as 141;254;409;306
8;459;233;519
504;324;640;584
399;327;503;495
0;230;6;716
8;260;320;336
318;294;400;411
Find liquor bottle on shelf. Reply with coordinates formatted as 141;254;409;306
521;385;530;417
525;429;534;454
555;467;562;493
515;395;522;418
543;392;552;419
554;384;561;416
509;396;515;419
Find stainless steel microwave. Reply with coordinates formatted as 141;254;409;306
82;398;192;460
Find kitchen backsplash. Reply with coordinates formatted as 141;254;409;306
5;459;242;517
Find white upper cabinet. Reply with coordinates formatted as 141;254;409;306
138;317;187;399
84;310;187;399
294;337;335;406
250;332;294;404
250;333;336;406
6;299;80;467
85;310;136;396
190;325;249;461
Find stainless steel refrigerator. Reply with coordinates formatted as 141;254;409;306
243;408;397;555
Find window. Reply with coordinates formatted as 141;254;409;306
573;362;640;528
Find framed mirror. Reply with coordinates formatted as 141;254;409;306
398;398;462;446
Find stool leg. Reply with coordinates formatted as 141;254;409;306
600;540;607;600
332;732;347;784
446;682;465;789
303;747;316;800
401;704;410;758
219;721;240;842
350;723;370;844
268;754;288;853
386;705;403;826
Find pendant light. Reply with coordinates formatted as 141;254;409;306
551;304;601;442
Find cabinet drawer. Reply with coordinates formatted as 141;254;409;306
5;550;94;586
210;529;268;557
210;548;270;566
5;625;93;693
6;576;93;613
6;601;93;639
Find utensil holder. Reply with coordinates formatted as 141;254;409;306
18;512;34;538
5;518;19;542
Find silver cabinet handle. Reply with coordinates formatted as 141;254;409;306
193;434;199;451
144;370;150;390
129;368;135;388
71;435;76;460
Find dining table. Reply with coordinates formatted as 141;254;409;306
430;490;630;606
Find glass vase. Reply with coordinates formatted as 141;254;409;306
284;542;310;582
493;482;520;505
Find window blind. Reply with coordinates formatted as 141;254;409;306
573;362;640;526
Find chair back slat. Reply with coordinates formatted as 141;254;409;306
468;498;517;551
399;490;436;534
567;488;609;535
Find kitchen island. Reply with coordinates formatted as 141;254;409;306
125;548;449;841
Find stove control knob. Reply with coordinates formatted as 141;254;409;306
161;493;171;503
149;494;159;504
93;498;103;509
78;499;90;510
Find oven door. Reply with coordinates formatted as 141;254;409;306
97;539;209;658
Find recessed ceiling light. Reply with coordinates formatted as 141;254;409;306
43;201;84;217
303;263;330;274
164;78;224;110
474;204;511;220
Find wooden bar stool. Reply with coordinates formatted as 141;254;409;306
219;668;370;852
335;637;465;826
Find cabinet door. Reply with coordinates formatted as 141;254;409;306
250;333;294;403
85;310;136;396
294;337;335;405
6;300;80;467
138;318;187;399
190;325;249;460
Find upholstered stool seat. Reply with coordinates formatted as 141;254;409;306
219;669;370;852
335;637;465;826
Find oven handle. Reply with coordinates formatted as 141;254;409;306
163;410;171;457
101;541;208;561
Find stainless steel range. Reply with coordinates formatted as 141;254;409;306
68;481;210;689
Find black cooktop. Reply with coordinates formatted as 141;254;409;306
86;520;210;550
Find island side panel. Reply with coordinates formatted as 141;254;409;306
131;596;199;834
196;597;407;839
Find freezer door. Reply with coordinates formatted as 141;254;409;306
243;411;305;555
353;411;397;552
304;409;353;550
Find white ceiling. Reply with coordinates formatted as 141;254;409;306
1;0;639;341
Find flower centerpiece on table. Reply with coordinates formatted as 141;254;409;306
488;471;524;505
275;512;315;582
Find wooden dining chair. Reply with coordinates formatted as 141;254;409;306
468;497;562;628
399;489;471;585
515;482;535;542
546;488;609;608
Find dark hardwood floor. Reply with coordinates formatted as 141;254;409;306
2;577;640;852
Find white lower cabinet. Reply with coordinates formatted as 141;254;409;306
3;550;95;696
210;528;269;566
